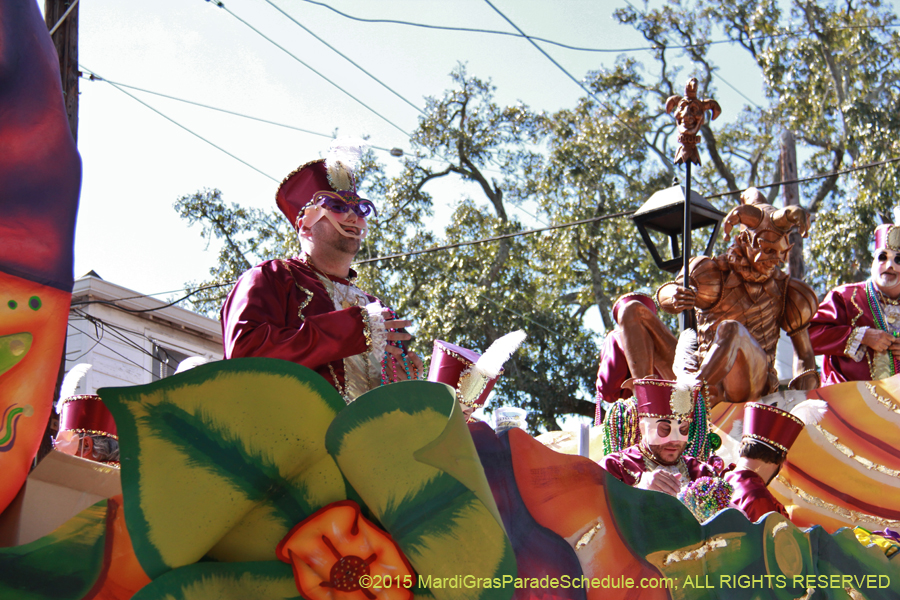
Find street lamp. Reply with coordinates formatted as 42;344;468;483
631;181;725;274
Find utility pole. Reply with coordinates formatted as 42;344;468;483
45;0;79;141
37;0;80;465
781;131;804;279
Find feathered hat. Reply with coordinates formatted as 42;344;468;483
427;331;526;407
632;378;696;421
740;402;805;455
875;224;900;252
275;139;373;230
57;364;117;440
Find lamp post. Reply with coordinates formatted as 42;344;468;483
631;181;725;274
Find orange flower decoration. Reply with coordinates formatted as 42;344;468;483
276;500;415;600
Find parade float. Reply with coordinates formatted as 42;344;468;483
1;2;899;599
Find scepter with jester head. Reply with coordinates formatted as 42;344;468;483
665;78;721;330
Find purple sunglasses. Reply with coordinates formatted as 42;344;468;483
309;190;377;218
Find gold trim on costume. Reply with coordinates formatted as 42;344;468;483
848;287;865;329
746;402;805;426
744;432;789;454
845;327;866;359
60;428;119;441
58;394;104;406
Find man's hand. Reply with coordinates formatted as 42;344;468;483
381;309;425;380
641;470;682;496
669;285;697;312
383;350;424;380
861;329;900;353
383;314;412;353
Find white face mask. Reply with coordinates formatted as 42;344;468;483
872;248;900;296
640;417;691;446
52;430;86;457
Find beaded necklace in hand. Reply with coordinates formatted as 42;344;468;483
866;280;900;377
380;307;418;385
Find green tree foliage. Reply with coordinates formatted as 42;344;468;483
177;1;900;429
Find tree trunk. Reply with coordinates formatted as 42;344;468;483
781;130;804;280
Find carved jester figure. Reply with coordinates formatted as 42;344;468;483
618;188;820;406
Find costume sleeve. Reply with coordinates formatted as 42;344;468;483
596;331;631;404
726;470;789;522
809;287;867;360
738;490;788;522
598;452;639;486
221;264;369;367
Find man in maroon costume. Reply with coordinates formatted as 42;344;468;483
809;224;900;385
599;379;716;496
724;402;805;522
594;293;667;426
221;142;422;403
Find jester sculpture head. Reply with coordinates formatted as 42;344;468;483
722;188;810;283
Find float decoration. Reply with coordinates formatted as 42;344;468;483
0;0;83;517
0;500;106;599
91;359;515;600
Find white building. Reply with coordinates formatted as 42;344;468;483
63;272;222;396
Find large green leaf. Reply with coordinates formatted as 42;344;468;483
0;500;106;600
130;561;298;600
326;380;515;600
100;358;349;578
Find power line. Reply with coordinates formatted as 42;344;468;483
67;321;157;377
261;0;424;115
79;75;403;155
476;293;575;342
297;0;900;53
355;210;636;264
204;0;410;137
359;154;900;264
706;155;900;199
481;0;674;170
72;311;160;364
81;67;280;183
70;280;235;312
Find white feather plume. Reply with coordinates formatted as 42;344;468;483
672;328;699;391
893;205;900;225
175;356;210;374
457;330;527;404
58;363;91;412
790;399;828;426
325;138;366;192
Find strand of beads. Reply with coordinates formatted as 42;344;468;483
380;307;415;385
685;382;716;461
867;280;900;376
